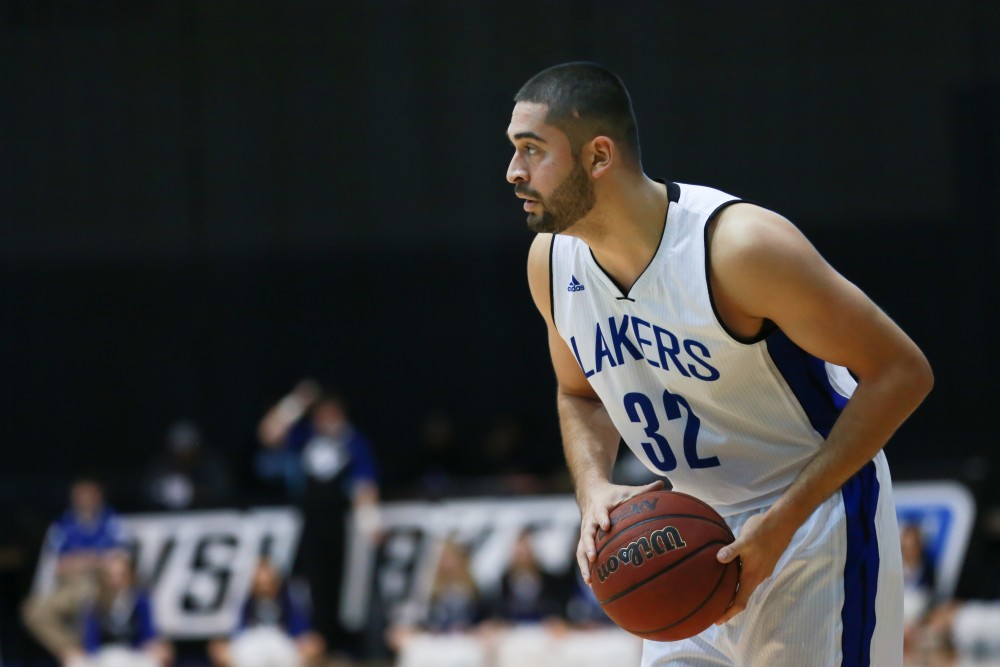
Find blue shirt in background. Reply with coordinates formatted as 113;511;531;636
237;588;311;638
48;507;125;556
82;591;157;653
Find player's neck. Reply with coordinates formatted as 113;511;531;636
578;175;668;293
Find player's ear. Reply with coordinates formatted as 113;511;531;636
588;136;614;178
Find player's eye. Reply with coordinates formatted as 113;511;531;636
524;144;539;156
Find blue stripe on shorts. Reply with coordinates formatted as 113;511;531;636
840;461;880;667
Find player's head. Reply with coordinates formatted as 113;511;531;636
516;62;641;165
506;62;641;233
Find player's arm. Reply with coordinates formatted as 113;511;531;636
527;234;662;582
707;204;934;624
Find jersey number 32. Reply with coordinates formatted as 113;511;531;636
623;390;720;471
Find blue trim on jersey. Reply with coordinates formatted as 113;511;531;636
765;330;848;437
840;461;880;667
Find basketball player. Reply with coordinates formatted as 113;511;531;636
508;62;933;666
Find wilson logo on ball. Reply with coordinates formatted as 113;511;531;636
596;524;687;583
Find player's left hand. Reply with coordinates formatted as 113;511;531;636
713;512;795;625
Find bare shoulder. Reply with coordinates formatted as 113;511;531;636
527;233;554;320
707;202;839;325
708;202;931;390
709;203;831;293
527;232;553;273
709;203;815;267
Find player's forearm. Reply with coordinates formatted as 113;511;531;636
557;389;621;495
764;356;933;539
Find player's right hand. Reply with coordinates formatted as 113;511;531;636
576;479;664;583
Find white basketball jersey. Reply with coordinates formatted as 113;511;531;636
550;181;864;516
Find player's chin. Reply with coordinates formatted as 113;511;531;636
525;212;551;233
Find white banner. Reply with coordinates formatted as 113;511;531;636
340;496;581;630
34;508;302;639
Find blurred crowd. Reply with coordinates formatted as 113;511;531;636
901;523;1000;667
2;379;1000;667
384;535;642;667
0;379;573;667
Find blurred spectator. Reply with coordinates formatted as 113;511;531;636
143;420;234;511
425;539;485;633
387;538;486;657
208;557;325;667
22;477;126;665
256;380;321;500
76;550;171;667
901;523;937;626
917;597;1000;665
257;380;380;656
946;601;1000;661
492;531;566;624
900;523;939;662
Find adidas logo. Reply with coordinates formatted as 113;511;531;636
567;275;585;292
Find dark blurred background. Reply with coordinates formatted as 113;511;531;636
1;0;999;662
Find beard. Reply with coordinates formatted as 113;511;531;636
521;160;596;234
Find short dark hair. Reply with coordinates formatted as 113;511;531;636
514;62;641;167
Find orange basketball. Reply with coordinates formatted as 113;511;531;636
589;490;740;641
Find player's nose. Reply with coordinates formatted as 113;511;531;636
506;153;526;184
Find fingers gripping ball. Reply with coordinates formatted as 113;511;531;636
589;490;740;641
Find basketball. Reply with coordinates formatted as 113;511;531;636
589;490;740;641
